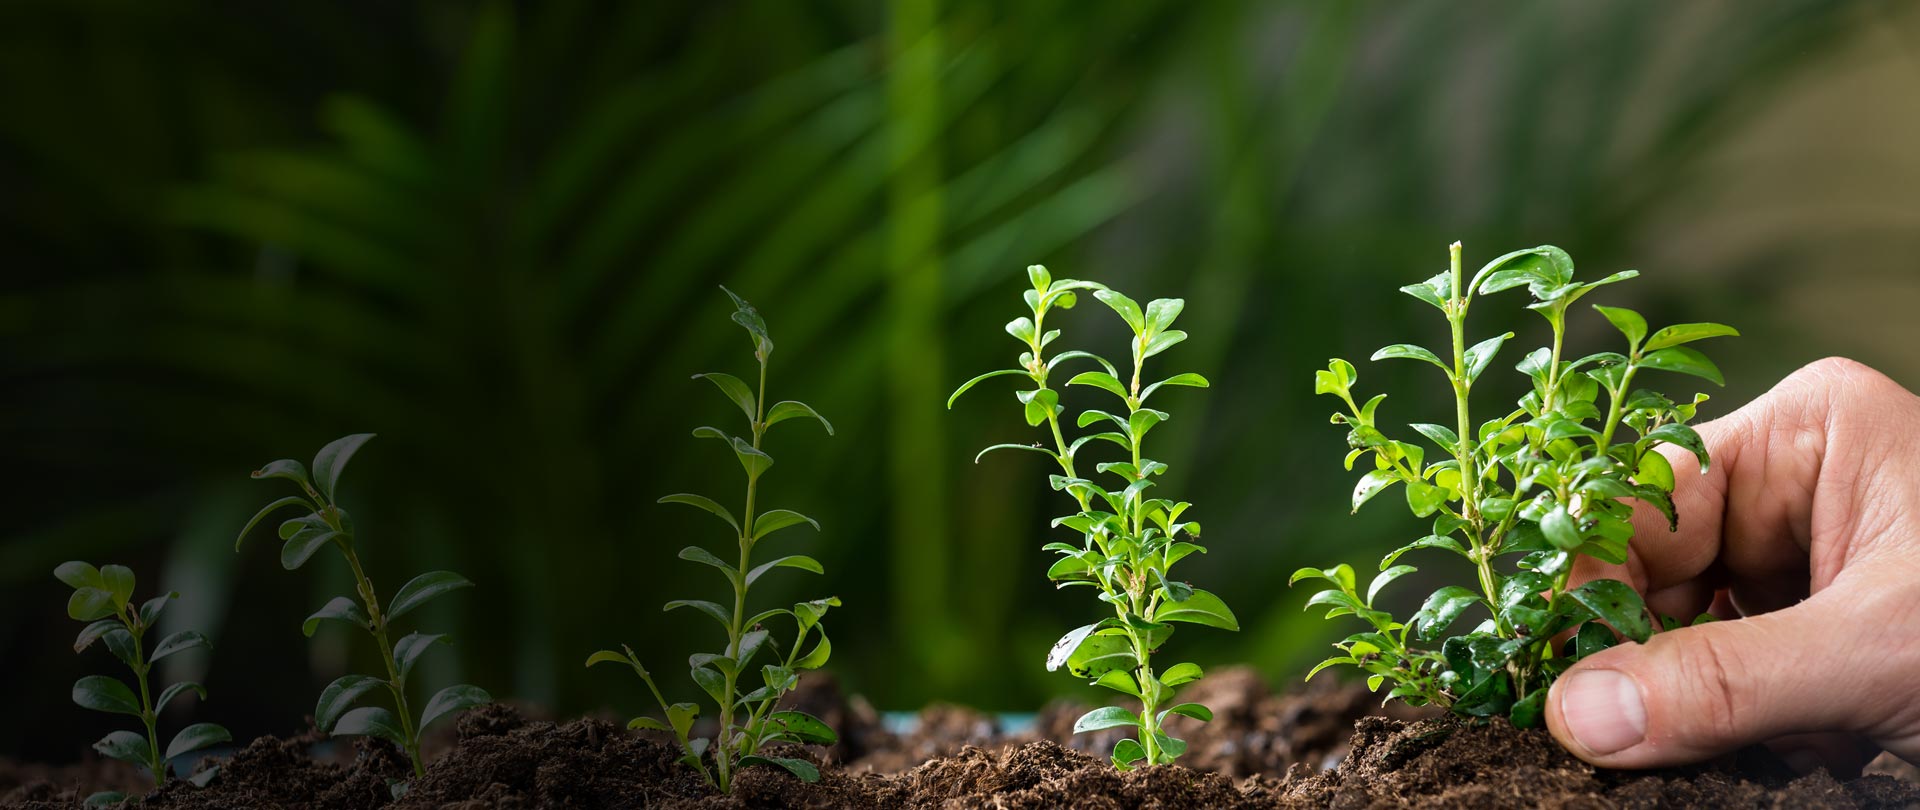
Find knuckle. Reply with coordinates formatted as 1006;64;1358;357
1792;357;1901;401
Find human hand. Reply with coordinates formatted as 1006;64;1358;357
1547;357;1920;772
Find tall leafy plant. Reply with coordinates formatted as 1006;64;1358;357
950;266;1237;770
237;434;490;779
1293;242;1736;724
589;288;839;793
56;562;229;806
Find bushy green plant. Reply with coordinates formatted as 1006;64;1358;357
56;561;229;806
1292;242;1736;725
950;266;1238;770
589;288;839;793
237;434;490;779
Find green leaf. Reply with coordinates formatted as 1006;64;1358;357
303;596;368;637
586;649;642;673
151;631;211;663
1145;298;1185;332
1380;535;1468;569
1160;662;1204;687
393;632;449;678
165;723;231;761
1638;347;1724;386
1400;271;1451;310
657;493;741;534
1111;738;1147;769
156;681;207;714
1476;246;1574;295
251;458;311;488
236;496;312;551
664;599;733;630
793;596;840;632
1141;329;1187;359
1636;449;1675;492
310;434;375;502
1644;322;1739;352
139;593;175;627
1092;670;1141;697
678;545;740;587
1367;565;1417;605
1567;580;1652;643
1412;586;1483;640
1371;344;1448;372
54;561;103;590
746;555;823;585
692;372;756;423
1155;588;1238;630
73;619;120;654
768;710;837;745
1153;730;1188;759
738;755;819;783
1094;289;1145;333
96;565;135;608
1405;480;1447;518
1352;470;1399;513
1288;563;1356;592
1573;621;1618;659
102;629;139;668
794;633;832;670
721;286;774;357
1511;689;1548;729
1072;706;1140;733
947;369;1027;408
419;684;491;730
1645;423;1709;472
974;443;1057;464
92;731;150;767
766;400;833;435
387;571;474;620
627;717;670;731
1066;370;1130;400
667;703;700;739
332;706;407;747
73;676;142;716
68;588;117;622
279;523;340;571
752;509;819;541
1463;333;1514;384
1593;306;1647;347
1161;703;1213;723
1046;624;1099;672
1141;372;1209;401
728;436;774;478
1541;505;1583;551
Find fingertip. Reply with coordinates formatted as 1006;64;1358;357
1547;667;1648;762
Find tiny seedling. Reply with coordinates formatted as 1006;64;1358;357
56;561;229;806
1293;242;1736;725
950;266;1238;770
589;288;839;794
237;434;490;779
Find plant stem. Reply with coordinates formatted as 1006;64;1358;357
1446;243;1500;610
337;541;424;778
717;355;772;794
120;605;165;785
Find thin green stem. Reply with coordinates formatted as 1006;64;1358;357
716;357;771;794
118;605;165;785
338;542;424;778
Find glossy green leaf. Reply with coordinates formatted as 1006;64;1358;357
92;731;150;767
252;458;311;488
1094;289;1144;333
766;400;833;434
739;755;819;783
1405;480;1446;518
1352;470;1399;513
150;631;211;663
393;632;449;678
664;599;732;630
316;674;386;731
1072;706;1140;733
387;571;474;620
310;433;375;502
1593;306;1647;347
666;703;699;739
73;619;120;654
1643;322;1738;352
1161;702;1213;723
73;676;142;716
974;442;1057;464
1111;738;1147;769
768;710;837;745
692;372;756;423
1140;372;1209;401
156;681;207;714
1160;662;1204;687
1412;586;1483;640
1541;505;1583;550
1289;563;1356;592
303;596;368;637
1567;579;1652;642
658;493;740;534
794;633;832;670
728;436;774;478
68;588;116;622
627;716;669;731
165;723;231;761
1510;689;1547;729
420;684;491;730
1155;588;1238;630
332;706;407;746
1573;621;1618;659
138;593;175;627
1067;370;1129;400
752;508;819;541
1371;343;1447;371
947;369;1027;408
1463;332;1514;384
279;523;340;571
54;561;103;590
1367;565;1417;605
1635;449;1675;492
236;496;312;551
1644;423;1709;472
746;554;823;585
1638;346;1723;385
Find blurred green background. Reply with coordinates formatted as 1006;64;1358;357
5;0;1920;763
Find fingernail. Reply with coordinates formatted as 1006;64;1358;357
1560;669;1647;755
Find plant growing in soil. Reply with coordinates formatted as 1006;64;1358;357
1293;242;1736;725
949;266;1238;770
56;561;230;806
589;288;839;793
237;434;491;779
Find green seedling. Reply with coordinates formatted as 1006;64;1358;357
56;561;229;806
589;288;839;794
1293;242;1737;726
950;266;1238;770
237;434;490;779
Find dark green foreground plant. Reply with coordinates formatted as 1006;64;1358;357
237;434;490;780
56;562;229;806
1293;242;1736;725
590;288;838;794
950;266;1237;770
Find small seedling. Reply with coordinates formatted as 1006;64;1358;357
56;562;229;806
237;434;490;779
589;288;839;794
950;266;1238;770
1293;242;1736;725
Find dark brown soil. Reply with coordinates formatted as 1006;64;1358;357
5;672;1917;808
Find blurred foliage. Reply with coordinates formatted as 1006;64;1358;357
4;0;1918;762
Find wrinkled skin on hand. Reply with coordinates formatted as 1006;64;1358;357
1551;357;1920;773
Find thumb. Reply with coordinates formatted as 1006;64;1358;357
1544;588;1866;768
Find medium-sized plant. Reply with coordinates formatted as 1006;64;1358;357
56;561;230;806
950;266;1237;770
1293;242;1735;725
237;434;490;780
589;288;839;794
